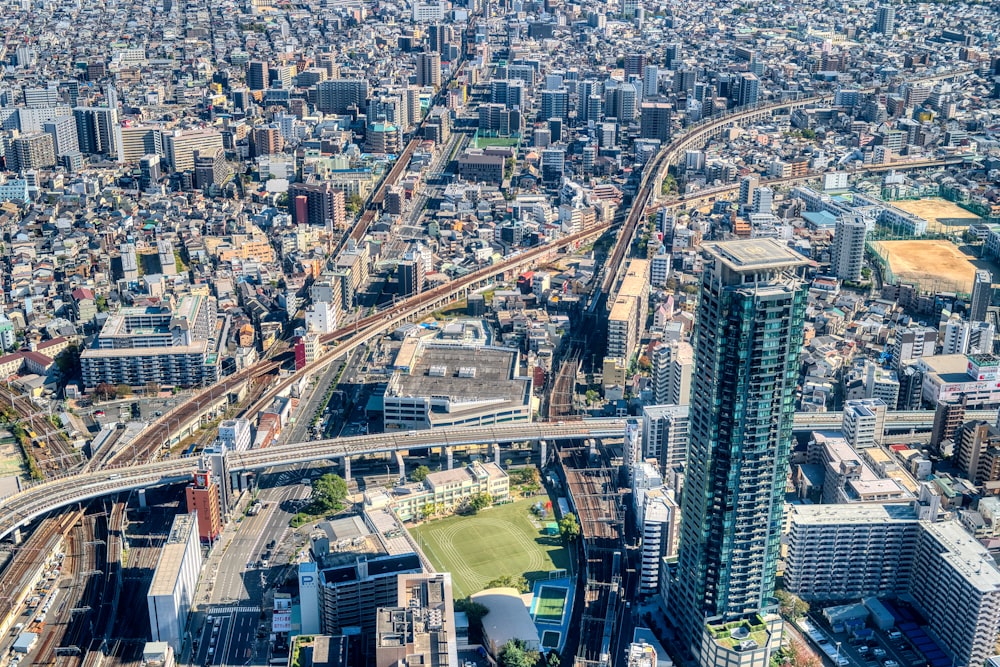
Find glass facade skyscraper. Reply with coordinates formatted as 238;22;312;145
672;239;807;658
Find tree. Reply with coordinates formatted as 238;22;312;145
94;383;117;401
774;588;810;621
546;649;561;667
311;473;349;513
499;639;540;667
455;598;489;624
468;492;492;512
559;513;581;541
584;389;599;405
637;355;652;373
95;294;108;313
485;574;530;593
346;194;364;214
116;384;132;398
412;465;431;482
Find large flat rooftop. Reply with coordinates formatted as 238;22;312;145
791;503;919;526
703;238;808;272
387;344;528;405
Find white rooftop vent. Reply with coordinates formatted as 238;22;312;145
458;367;477;378
428;365;447;377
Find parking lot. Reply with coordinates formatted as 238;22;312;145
800;613;926;667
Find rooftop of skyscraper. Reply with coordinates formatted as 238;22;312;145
703;238;809;272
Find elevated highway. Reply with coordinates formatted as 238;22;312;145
2;407;993;539
0;419;630;540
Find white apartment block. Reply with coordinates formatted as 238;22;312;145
910;521;1000;667
786;503;918;602
788;504;1000;667
841;398;887;448
642;404;689;479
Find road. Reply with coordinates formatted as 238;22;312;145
190;465;312;667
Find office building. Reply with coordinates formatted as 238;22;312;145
163;129;224;173
971;270;993;323
841;398;887;448
299;562;321;635
416;52;442;89
671;239;807;663
185;471;221;542
876;5;895;35
830;213;867;282
606;259;651;362
147;514;202;652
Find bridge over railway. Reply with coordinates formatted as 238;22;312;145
0;406;987;540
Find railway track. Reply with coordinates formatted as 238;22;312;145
558;443;625;666
0;388;84;477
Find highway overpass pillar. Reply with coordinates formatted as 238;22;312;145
11;527;21;545
445;447;454;470
493;443;500;466
138;488;147;508
395;451;405;482
539;440;547;467
342;455;351;482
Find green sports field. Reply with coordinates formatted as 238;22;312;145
410;497;571;599
533;585;568;623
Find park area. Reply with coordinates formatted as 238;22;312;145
410;496;571;599
870;239;993;294
890;197;981;232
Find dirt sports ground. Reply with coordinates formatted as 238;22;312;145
890;197;982;232
871;239;995;294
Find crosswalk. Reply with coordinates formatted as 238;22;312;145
207;606;260;615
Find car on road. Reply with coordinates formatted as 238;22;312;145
94;410;105;416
